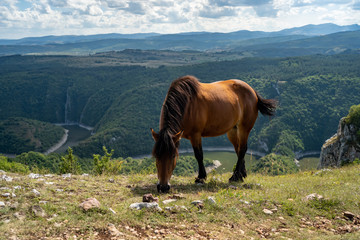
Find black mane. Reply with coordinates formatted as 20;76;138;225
152;75;199;160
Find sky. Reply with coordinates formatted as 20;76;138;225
1;0;360;39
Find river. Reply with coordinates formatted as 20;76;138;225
53;125;92;153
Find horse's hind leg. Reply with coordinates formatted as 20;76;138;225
191;136;206;183
227;126;249;182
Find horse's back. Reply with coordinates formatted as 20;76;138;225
182;79;258;138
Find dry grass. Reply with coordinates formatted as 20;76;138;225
1;165;360;239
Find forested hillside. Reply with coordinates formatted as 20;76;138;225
1;53;360;158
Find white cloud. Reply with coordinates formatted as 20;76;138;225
0;0;359;39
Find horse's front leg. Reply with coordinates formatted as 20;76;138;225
191;138;206;184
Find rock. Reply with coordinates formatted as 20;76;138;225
229;185;237;190
31;205;46;217
79;198;101;211
191;200;204;209
129;202;162;211
168;194;185;199
32;189;41;196
162;199;177;204
0;201;5;207
165;205;188;213
191;200;203;205
62;173;72;178
13;212;26;220
142;193;158;203
343;211;356;220
0;170;5;173
13;186;21;190
108;178;115;183
1;193;11;197
304;193;324;201
10;202;19;209
39;201;48;204
28;173;41;179
207;196;216;205
108;224;123;237
319;117;360;168
109;208;116;214
239;200;251;205
263;209;273;215
1;175;13;182
82;173;89;177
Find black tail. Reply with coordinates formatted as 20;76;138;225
256;91;278;116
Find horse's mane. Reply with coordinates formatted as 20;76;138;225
152;75;200;160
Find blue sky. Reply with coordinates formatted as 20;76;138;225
1;0;360;39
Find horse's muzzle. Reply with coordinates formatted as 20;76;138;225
157;183;170;193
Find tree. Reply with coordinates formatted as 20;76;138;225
60;147;81;174
93;146;122;175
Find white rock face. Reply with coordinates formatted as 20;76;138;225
319;117;360;168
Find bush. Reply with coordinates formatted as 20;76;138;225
252;153;299;176
60;147;81;174
345;104;360;127
0;155;29;173
93;146;122;175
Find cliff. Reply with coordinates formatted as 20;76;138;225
319;117;360;168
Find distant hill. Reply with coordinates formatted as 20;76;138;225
0;23;359;56
1;53;360;158
0;117;65;154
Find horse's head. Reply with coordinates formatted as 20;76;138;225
151;128;183;193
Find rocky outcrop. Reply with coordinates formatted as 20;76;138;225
319;117;360;168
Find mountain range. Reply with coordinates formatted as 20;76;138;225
0;23;359;56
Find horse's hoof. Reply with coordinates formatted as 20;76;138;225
229;175;244;183
195;178;205;184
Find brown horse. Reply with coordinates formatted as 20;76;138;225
151;75;277;193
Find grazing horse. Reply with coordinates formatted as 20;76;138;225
151;75;277;193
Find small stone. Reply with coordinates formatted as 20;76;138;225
2;175;13;182
109;208;116;214
129;202;162;211
56;189;64;192
108;178;115;183
45;182;54;185
82;173;89;177
169;194;185;199
162;199;177;204
31;205;46;217
13;186;21;190
343;211;356;220
79;198;101;211
191;200;203;206
13;212;26;220
263;209;273;215
143;193;158;203
304;193;323;201
0;201;5;207
108;224;123;237
62;173;72;178
207;196;216;205
32;189;41;196
229;185;237;190
239;200;251;205
2;193;11;197
39;201;48;204
28;173;41;179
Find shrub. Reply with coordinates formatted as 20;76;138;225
59;147;81;174
252;153;299;176
0;155;29;173
345;104;360;127
93;146;122;175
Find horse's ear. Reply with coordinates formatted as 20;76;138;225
151;128;159;142
172;130;183;143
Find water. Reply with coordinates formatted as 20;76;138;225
54;125;92;153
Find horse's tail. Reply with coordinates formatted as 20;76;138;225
255;91;278;116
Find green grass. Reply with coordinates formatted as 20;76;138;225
1;164;360;239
